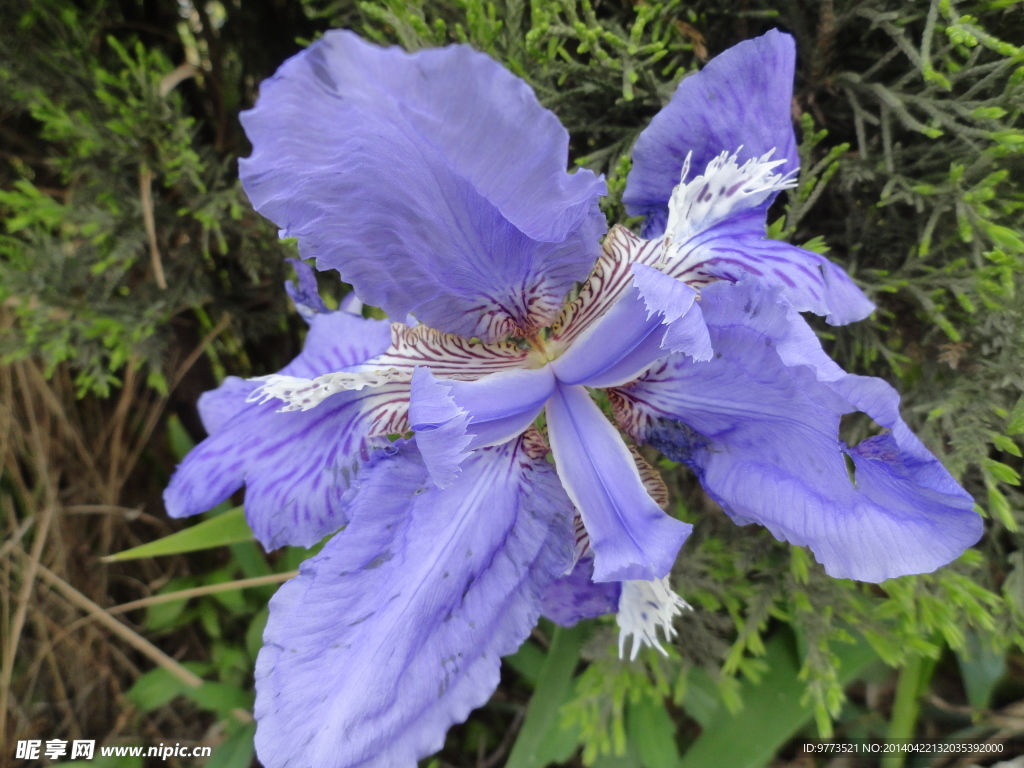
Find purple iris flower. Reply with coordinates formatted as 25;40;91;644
163;29;983;767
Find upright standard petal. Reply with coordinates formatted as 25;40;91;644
545;383;692;582
240;31;607;342
611;280;982;582
164;311;395;549
548;227;711;390
623;30;798;237
254;438;575;768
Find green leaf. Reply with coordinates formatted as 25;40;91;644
985;224;1024;254
956;631;1005;710
681;666;723;727
505;624;587;768
678;632;877;768
627;696;679;768
167;413;195;461
983;458;1021;486
183;681;253;717
592;750;644;768
246;607;269;661
991;434;1022;457
1008;395;1024;435
125;663;211;711
505;638;547;687
102;507;252;561
144;576;198;631
203;722;257;768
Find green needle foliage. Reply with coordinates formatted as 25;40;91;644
2;0;1022;765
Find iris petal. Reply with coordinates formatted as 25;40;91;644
614;280;982;582
240;31;606;341
549;233;711;389
663;210;875;325
623;30;798;237
541;554;622;627
284;258;328;323
163;311;394;549
409;366;556;486
253;438;574;768
545;383;692;582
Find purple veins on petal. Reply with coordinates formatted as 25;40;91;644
163;310;395;550
615;279;981;583
240;30;606;342
545;382;692;582
253;437;574;768
663;210;875;325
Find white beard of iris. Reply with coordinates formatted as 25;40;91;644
617;576;692;661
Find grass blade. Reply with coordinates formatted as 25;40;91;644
102;507;252;561
505;623;587;768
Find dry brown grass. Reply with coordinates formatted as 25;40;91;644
0;310;240;764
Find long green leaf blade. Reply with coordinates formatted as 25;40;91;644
102;507;252;561
505;623;587;768
679;633;877;768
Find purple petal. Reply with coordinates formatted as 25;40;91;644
240;31;606;342
282;310;394;380
545;383;692;582
623;30;798;237
665;211;875;325
407;367;473;488
164;311;395;549
197;376;259;435
550;270;710;390
541;554;621;627
631;263;713;359
550;286;667;388
617;280;982;582
409;366;555;486
284;258;328;322
253;438;574;768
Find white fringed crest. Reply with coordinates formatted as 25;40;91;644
662;148;796;264
617;576;691;661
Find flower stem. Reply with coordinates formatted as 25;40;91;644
882;653;931;768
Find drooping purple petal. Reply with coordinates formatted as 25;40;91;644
284;258;328;322
196;376;260;435
662;210;875;325
409;366;555;486
541;554;621;627
254;438;574;768
240;30;607;342
623;30;798;237
545;383;692;582
164;311;395;549
614;280;981;582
